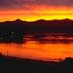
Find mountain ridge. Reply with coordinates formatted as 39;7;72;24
0;18;73;23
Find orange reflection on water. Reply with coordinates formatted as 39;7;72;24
0;41;73;61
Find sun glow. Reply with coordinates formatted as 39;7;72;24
0;5;73;22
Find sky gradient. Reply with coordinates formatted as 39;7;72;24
0;0;73;21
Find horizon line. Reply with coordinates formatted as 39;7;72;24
0;18;73;23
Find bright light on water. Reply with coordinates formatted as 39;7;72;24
0;37;73;61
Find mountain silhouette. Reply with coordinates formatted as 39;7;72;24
15;19;22;22
0;19;73;43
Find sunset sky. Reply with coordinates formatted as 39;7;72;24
0;0;73;61
0;0;73;21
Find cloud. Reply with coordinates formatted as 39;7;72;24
36;0;73;6
0;0;23;9
0;0;73;9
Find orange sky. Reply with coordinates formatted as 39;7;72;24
0;5;73;22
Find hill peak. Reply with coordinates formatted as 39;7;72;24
15;19;22;22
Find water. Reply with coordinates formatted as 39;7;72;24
0;33;73;61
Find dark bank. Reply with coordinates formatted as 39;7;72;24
0;53;73;73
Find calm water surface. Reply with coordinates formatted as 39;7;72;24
0;34;73;61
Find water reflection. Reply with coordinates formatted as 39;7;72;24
0;33;73;61
24;34;73;44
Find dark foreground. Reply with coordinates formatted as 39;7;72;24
0;54;73;73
